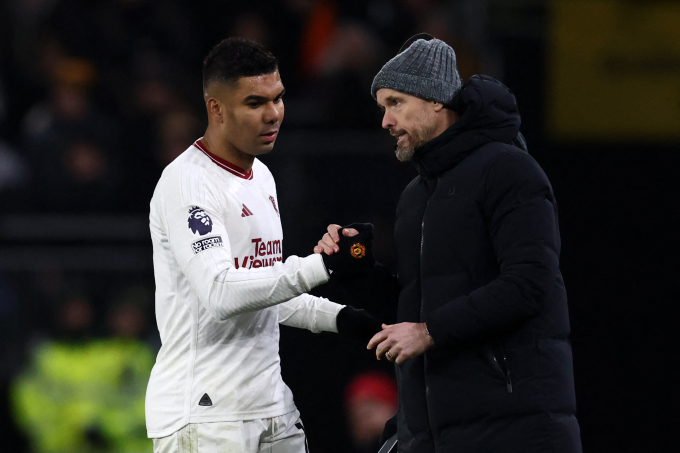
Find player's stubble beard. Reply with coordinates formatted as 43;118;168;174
394;112;437;163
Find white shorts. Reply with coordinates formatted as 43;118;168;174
153;410;308;453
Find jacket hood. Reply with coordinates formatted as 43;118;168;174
414;74;525;177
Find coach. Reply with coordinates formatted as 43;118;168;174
318;34;581;452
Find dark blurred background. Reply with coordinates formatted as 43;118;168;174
0;0;678;452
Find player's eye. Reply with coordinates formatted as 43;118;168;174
248;102;259;108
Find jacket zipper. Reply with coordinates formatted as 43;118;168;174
420;183;437;440
493;342;513;393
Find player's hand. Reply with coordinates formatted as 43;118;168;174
367;322;434;365
336;306;382;343
318;223;374;278
313;224;359;255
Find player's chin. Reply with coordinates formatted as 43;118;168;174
253;141;276;155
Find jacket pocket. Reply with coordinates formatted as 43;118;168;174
491;341;513;394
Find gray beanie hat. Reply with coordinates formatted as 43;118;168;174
371;34;462;105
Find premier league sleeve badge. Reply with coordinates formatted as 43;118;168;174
188;206;213;236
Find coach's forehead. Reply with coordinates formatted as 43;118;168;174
376;88;420;105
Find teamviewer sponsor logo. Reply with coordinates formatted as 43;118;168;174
191;236;224;254
234;237;283;269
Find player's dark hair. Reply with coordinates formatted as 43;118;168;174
202;37;278;91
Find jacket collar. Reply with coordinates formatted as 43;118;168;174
413;75;523;177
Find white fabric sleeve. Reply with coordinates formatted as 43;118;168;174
165;199;330;321
278;294;344;333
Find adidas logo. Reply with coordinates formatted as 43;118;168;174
198;393;212;406
241;204;254;217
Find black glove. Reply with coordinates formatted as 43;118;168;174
336;305;382;344
379;414;398;447
322;223;374;278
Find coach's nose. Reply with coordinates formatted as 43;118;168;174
382;111;395;130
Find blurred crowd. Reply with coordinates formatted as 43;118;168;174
0;270;158;452
0;0;489;214
0;1;494;451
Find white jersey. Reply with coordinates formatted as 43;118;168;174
146;139;341;438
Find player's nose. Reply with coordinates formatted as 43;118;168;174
263;101;283;124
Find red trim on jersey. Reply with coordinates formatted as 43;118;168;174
193;139;253;180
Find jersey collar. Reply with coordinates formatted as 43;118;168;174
193;139;254;180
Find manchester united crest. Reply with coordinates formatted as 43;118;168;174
350;243;366;259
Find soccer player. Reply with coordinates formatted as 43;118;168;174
146;38;378;453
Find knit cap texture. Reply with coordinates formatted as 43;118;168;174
371;38;461;104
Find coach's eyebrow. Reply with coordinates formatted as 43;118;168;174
377;95;401;110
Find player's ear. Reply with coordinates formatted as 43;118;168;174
433;101;445;113
206;97;222;120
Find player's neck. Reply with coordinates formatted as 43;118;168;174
202;130;255;172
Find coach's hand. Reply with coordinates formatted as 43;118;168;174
368;322;435;365
314;223;374;277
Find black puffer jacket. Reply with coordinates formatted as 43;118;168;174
392;75;581;453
